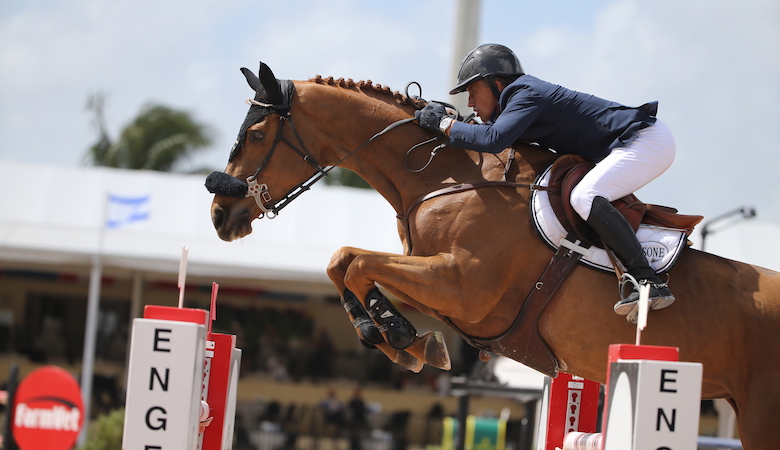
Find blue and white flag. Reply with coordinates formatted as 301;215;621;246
106;194;150;229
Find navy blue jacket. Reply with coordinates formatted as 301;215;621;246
448;74;658;160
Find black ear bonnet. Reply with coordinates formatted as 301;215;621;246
228;62;295;162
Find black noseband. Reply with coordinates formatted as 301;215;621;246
205;171;248;198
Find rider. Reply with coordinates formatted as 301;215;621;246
415;43;676;320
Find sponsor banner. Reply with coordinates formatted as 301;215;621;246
12;366;84;450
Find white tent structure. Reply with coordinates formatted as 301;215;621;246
0;162;404;286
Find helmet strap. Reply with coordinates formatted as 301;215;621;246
485;75;503;116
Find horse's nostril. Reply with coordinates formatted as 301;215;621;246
212;207;225;229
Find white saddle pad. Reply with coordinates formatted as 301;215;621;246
530;165;688;274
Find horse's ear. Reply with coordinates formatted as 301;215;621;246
258;62;284;106
240;67;264;94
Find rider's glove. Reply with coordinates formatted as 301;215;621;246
414;103;449;133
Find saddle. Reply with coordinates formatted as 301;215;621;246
543;154;703;247
449;155;704;377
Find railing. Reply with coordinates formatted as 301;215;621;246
697;436;744;449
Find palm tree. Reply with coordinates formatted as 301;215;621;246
84;93;212;172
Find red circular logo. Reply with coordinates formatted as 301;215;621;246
12;366;84;450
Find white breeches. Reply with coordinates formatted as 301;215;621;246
570;119;676;220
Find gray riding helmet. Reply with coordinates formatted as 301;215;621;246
449;44;525;95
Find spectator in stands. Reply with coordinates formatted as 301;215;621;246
348;388;368;450
318;389;346;433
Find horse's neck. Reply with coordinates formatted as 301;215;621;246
297;81;552;213
296;81;435;212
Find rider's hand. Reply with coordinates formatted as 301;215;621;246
414;103;449;132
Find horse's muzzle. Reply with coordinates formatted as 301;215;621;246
205;171;248;198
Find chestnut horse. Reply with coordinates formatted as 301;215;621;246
208;63;780;449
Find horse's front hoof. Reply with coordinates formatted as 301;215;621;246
393;349;424;373
422;331;451;371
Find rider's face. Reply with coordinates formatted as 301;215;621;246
467;79;500;121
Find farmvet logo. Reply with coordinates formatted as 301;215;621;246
11;365;84;450
14;397;82;431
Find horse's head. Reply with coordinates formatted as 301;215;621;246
207;62;328;241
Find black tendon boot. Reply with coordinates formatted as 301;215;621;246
587;197;675;319
365;288;416;350
342;290;385;347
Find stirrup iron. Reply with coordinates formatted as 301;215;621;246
615;273;644;323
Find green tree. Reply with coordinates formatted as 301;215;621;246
323;167;373;189
77;408;124;450
84;93;213;173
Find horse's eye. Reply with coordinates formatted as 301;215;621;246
251;131;265;141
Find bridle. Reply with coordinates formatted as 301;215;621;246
241;98;327;219
207;80;420;219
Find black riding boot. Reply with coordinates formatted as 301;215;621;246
586;196;675;319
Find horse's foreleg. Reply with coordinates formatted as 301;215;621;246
342;289;385;347
359;288;450;372
365;287;417;349
342;249;497;323
341;288;424;372
329;250;425;372
364;287;452;371
328;247;466;370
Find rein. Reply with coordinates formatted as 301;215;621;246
401;82;464;174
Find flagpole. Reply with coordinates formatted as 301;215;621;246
78;192;108;445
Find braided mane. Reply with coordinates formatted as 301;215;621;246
310;75;414;105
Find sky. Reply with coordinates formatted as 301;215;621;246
1;0;779;263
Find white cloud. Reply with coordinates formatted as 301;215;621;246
0;0;456;170
0;0;240;166
503;0;780;223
